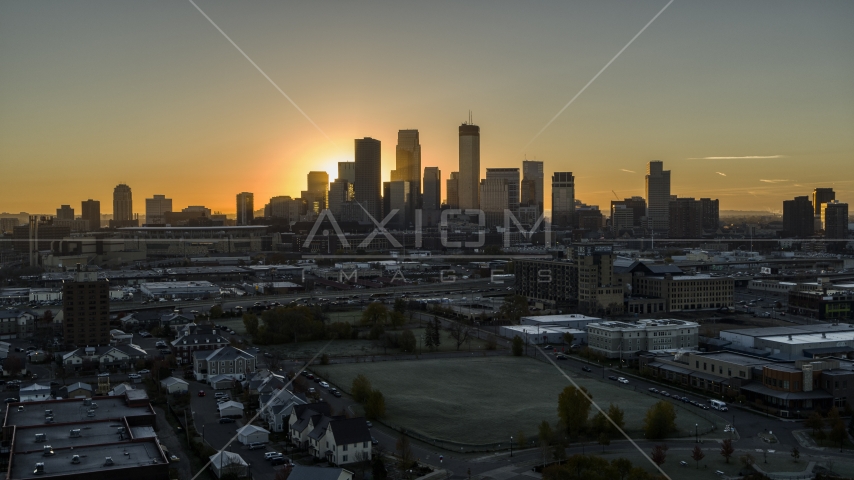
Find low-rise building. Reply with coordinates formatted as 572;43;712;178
159;376;189;394
324;417;373;466
236;424;269;445
193;346;256;382
170;324;229;365
632;274;734;312
62;344;147;370
587;319;699;359
289;465;354;480
19;383;52;402
218;400;244;418
58;381;95;399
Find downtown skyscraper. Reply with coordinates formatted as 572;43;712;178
458;121;480;210
551;172;575;228
522;160;544;214
113;184;133;222
486;168;520;213
236;192;254;225
355;137;382;220
392;130;422;209
423;167;441;211
645;160;671;233
81;199;100;231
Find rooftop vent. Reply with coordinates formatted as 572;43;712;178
788;335;793;341
86;410;95;417
34;463;45;474
42;446;54;456
71;455;80;464
44;417;53;424
34;433;46;442
70;429;81;438
44;410;52;417
103;457;114;466
83;399;91;406
117;427;126;434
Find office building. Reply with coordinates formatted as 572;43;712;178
392;129;422;209
668;197;704;239
573;244;623;315
355;137;382;220
587;319;699;359
236;192;254;225
145;194;172;225
522;160;544;213
575;202;603;231
611;197;646;229
446;172;459;209
486;168;520;212
302;171;329;213
551;172;575;228
611;204;634;234
388;180;412;228
479;178;508;227
56;205;74;221
338;161;356;184
515;258;578;308
632;274;734;313
783;196;814;238
62;270;110;346
700;198;720;231
0;218;19;234
328;180;354;217
269;196;301;222
821;200;849;239
81;199;101;231
458;122;480;210
423;167;441;211
813;188;835;216
645;161;671;233
112;183;133;222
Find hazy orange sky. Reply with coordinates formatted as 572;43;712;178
1;1;852;215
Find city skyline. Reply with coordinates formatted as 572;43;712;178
1;1;853;214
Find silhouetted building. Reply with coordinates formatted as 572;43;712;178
669;197;704;239
338;161;356;184
486;168;520;213
611;197;646;229
423;167;441;212
62;270;110;347
783;196;814;238
700;198;720;231
145;194;172;225
522;160;544;213
388;180;412;228
551;172;575;228
113;184;133;222
355;137;382;220
56;205;74;221
328;180;354;217
81;199;101;231
393;130;422;209
458;122;480;210
645;161;670;233
236;192;254;225
813;188;835;216
446;172;459;209
479;178;508;227
821;200;848;239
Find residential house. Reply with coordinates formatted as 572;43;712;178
110;329;134;345
259;384;307;432
288;465;354;480
208;451;248;479
288;403;332;448
0;309;35;339
19;383;51;402
62;344;147;370
159;313;195;332
218;400;244;418
323;418;373;465
58;381;94;399
170;325;229;365
193;346;256;382
160;376;189;394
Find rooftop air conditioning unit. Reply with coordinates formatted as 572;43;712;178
34;433;46;442
34;463;45;474
103;457;114;466
70;429;81;438
71;455;80;464
44;410;52;417
42;446;54;456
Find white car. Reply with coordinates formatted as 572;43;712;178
264;452;282;461
318;381;329;389
617;377;629;384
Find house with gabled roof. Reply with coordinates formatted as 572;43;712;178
171;325;229;365
193;346;256;382
323;417;372;465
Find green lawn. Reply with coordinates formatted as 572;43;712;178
314;356;721;445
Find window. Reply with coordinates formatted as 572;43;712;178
343;444;348;451
343;455;348;462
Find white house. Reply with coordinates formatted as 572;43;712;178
62;345;147;369
208;451;248;479
288;404;332;449
322;417;372;465
288;465;354;480
208;374;236;390
236;424;269;445
19;383;51;402
193;346;256;382
260;389;306;432
160;377;189;394
218;400;244;418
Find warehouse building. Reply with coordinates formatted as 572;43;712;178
139;281;220;299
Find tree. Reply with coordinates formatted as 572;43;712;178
829;418;847;449
612;458;633;480
557;385;592;438
805;411;824;436
351;374;372;403
372;455;388;480
361;302;389;326
393;298;406;314
448;322;472;351
720;438;735;463
364;390;386;420
590;412;609;437
598;432;610;452
399;329;417;352
430;317;441;348
242;313;259;336
512;335;524;356
500;295;530;323
650;444;667;466
739;453;755;469
790;446;799;463
563;332;574;346
643;401;677;440
538;420;553;446
396;434;414;469
3;355;23;376
210;305;223;319
389;311;406;329
607;403;626;435
691;445;705;469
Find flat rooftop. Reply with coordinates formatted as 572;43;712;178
14;420;129;453
11;440;165;479
5;397;152;428
521;314;600;324
760;331;854;345
694;351;776;366
722;323;854;338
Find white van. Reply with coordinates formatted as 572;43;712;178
710;399;728;411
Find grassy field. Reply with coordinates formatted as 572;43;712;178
314;356;721;445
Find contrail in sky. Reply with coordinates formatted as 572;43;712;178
188;0;335;145
523;0;675;149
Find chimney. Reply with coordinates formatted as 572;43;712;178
802;364;813;392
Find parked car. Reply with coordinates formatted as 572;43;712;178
371;437;379;446
270;457;291;466
248;442;266;450
138;369;150;375
332;390;342;398
608;376;618;381
617;377;628;384
543;345;553;350
307;388;316;395
219;418;235;424
366;421;372;428
319;381;329;389
264;452;282;461
197;390;206;397
556;354;567;360
648;388;659;393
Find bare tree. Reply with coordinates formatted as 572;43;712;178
448;322;472;351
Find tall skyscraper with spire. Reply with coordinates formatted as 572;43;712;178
645;160;671;233
458;115;480;210
392;130;422;209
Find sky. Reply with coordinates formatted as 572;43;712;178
1;0;853;216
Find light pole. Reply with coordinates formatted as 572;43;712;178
510;436;513;457
695;423;698;443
